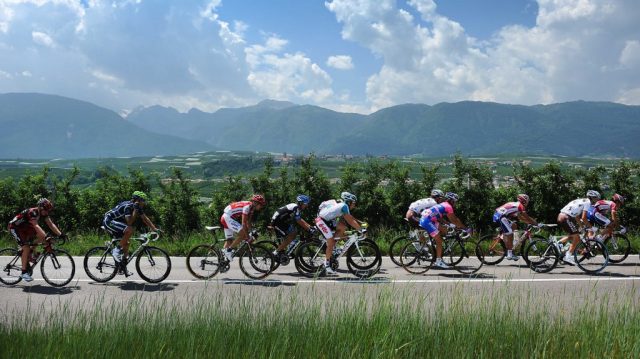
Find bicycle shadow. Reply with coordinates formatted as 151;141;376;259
560;271;632;278
436;272;497;279
333;276;392;284
22;284;80;295
97;282;179;292
222;279;297;287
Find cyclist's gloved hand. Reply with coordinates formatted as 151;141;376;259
58;233;68;240
358;228;367;235
250;229;259;238
308;227;317;235
464;228;473;235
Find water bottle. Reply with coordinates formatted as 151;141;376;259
286;238;299;253
513;232;521;249
333;247;343;257
112;246;123;262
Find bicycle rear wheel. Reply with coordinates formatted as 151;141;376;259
41;249;75;287
346;239;382;278
239;244;274;279
399;241;435;275
83;246;117;283
186;244;222;279
442;238;464;267
255;240;280;270
603;234;631;264
575;240;608;274
524;239;559;273
477;234;506;265
388;235;410;267
135;246;172;283
453;240;484;275
0;248;22;285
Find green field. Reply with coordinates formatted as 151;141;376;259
2;284;639;358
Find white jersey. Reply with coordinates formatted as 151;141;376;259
318;200;350;221
409;198;437;214
561;198;591;217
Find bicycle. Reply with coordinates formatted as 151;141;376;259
0;235;75;287
296;222;382;279
186;226;275;280
399;227;483;275
524;230;609;274
254;226;317;273
83;229;171;283
477;224;555;265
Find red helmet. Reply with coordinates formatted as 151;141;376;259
37;198;53;211
612;193;625;205
251;194;266;206
517;194;530;205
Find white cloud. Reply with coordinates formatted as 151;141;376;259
32;31;55;47
327;55;353;70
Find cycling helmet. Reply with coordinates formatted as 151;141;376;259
132;191;148;202
586;190;601;200
431;189;445;198
296;194;311;205
445;192;459;203
252;194;266;206
612;193;625;204
340;191;357;203
517;194;530;205
37;198;53;211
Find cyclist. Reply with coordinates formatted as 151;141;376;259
419;192;470;269
557;190;600;265
405;189;445;225
493;194;538;261
270;194;315;263
8;198;64;282
315;192;363;275
586;193;625;239
103;191;159;272
220;194;267;261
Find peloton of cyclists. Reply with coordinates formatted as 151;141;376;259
270;194;316;263
493;194;539;261
220;194;267;261
8;198;64;282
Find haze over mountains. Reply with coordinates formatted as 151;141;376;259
1;93;639;159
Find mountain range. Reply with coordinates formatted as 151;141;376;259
1;92;639;158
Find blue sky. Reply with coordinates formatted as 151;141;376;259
0;0;638;114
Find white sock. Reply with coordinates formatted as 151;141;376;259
507;250;513;256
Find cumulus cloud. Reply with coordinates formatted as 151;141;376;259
327;0;640;109
32;31;55;47
327;55;353;70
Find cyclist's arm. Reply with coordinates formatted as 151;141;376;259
43;216;62;237
296;218;312;231
610;210;618;229
140;214;158;232
445;213;465;228
579;210;590;228
518;212;538;226
241;213;252;233
343;213;361;231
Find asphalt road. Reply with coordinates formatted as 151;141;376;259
2;255;640;322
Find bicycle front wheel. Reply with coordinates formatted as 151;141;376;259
186;244;222;279
346;239;382;278
453;240;484;275
84;246;117;283
41;249;75;287
239;244;274;279
399;241;435;275
575;240;608;274
135;246;172;283
477;234;506;265
0;248;22;285
604;234;631;264
255;240;280;271
294;241;325;276
442;238;464;267
524;239;559;273
388;235;410;267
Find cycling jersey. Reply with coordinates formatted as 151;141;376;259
586;200;616;227
104;201;143;222
271;203;302;238
318;200;349;221
408;198;437;215
223;201;254;222
8;208;41;244
591;200;617;215
560;198;591;217
419;203;453;237
494;202;526;221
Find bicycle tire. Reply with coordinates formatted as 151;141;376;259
294;241;326;277
388;235;410;267
0;248;22;285
399;241;435;275
442;237;464;267
135;246;172;283
453;240;484;275
346;239;382;278
477;234;506;265
575;240;609;274
603;234;631;264
238;243;274;279
83;246;118;283
186;244;222;279
255;240;280;271
523;239;559;273
41;249;75;287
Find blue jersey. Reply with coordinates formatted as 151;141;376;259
104;200;143;222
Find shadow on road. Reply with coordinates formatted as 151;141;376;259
333;277;392;284
88;282;179;292
436;273;497;279
22;284;80;295
222;279;296;287
561;271;633;278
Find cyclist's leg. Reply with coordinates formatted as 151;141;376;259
499;217;515;251
121;226;133;259
10;226;32;272
419;217;441;256
276;226;297;252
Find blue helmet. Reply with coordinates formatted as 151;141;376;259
296;194;311;204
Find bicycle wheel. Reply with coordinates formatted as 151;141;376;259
135;246;172;283
603;234;631;264
83;246;117;283
295;241;326;277
575;240;608;274
388;235;410;267
239;244;274;279
346;239;382;278
453;240;484;275
255;240;280;270
442;237;464;267
0;248;22;285
524;239;559;273
41;249;75;287
477;234;506;265
399;241;435;275
186;244;222;279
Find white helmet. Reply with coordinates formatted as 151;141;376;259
340;192;357;203
586;190;601;200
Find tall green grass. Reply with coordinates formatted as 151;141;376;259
2;286;639;358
